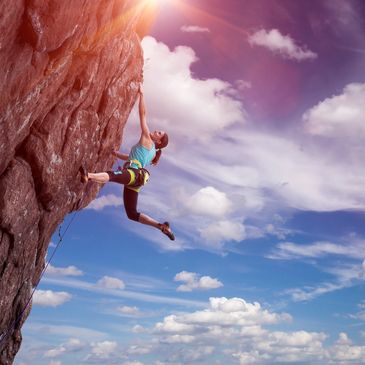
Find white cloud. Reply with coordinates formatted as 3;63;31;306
44;346;66;358
174;271;223;292
123;361;144;365
268;240;364;260
303;83;365;138
33;290;71;307
185;186;232;217
155;297;291;333
180;25;210;33
248;28;317;61
132;325;146;333
181;25;210;33
43;276;206;308
328;332;365;363
44;338;83;359
287;282;346;302
285;262;365;302
96;276;125;290
117;305;141;316
46;264;83;277
148;296;346;364
232;330;327;364
235;79;252;91
86;194;122;211
89;341;118;360
127;345;153;355
141;36;245;140
160;334;195;344
199;220;246;245
49;361;62;365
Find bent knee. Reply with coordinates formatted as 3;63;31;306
126;210;140;222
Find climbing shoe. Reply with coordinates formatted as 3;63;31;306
159;222;175;241
79;165;88;183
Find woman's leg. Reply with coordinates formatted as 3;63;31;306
88;172;110;184
86;170;131;184
123;187;175;240
138;213;161;229
123;188;162;228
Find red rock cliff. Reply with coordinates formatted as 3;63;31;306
0;0;155;363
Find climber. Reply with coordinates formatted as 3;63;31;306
80;83;175;240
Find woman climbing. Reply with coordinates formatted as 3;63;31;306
80;84;175;240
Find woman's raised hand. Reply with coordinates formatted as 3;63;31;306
138;83;144;95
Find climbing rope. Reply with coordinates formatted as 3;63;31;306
0;204;82;349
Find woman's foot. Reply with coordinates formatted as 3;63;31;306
79;165;88;183
159;222;175;241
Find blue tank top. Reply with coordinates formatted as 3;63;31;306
128;143;156;169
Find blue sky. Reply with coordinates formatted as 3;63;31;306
15;0;365;364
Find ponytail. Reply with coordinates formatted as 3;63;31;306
151;132;168;165
151;149;162;165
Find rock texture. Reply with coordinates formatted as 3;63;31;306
0;1;155;363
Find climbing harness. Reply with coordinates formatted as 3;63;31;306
119;159;150;192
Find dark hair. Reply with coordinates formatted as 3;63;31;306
151;133;168;165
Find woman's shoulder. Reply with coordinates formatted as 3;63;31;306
138;135;154;151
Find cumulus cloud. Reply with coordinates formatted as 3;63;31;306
174;271;223;292
148;296;347;364
155;297;291;333
181;25;210;33
248;28;317;61
89;341;118;360
33;290;71;307
141;36;245;140
46;264;83;277
303;83;365;138
232;330;327;364
86;194;122;211
328;332;365;363
185;186;232;217
199;220;246;245
96;276;125;290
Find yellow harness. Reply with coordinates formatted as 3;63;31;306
125;159;150;192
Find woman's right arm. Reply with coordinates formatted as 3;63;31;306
113;151;129;160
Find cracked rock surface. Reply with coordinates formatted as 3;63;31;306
0;0;153;362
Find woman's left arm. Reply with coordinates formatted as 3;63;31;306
138;85;153;148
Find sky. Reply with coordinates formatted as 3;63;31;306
14;0;365;364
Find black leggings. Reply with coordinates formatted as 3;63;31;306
107;170;140;222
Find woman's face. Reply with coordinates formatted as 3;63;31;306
151;130;165;143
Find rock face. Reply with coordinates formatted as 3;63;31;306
0;1;155;363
